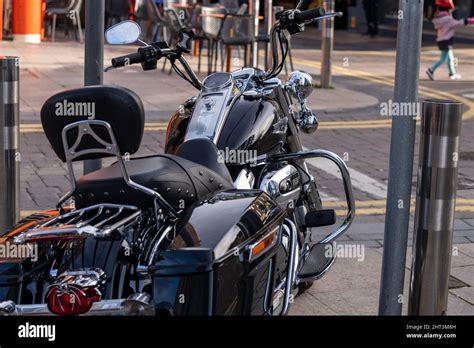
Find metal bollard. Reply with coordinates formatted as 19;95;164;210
0;56;20;231
320;0;335;88
408;99;463;315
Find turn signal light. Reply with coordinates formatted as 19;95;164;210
248;227;279;261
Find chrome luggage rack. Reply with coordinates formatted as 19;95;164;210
12;204;141;245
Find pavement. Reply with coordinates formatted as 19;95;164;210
290;243;474;315
0;26;473;315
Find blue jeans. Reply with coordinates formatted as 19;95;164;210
431;50;456;75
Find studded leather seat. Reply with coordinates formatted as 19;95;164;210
74;153;234;210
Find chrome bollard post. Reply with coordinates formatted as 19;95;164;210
408;99;463;315
320;0;334;88
0;56;20;231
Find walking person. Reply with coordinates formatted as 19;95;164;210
362;0;379;37
426;0;474;80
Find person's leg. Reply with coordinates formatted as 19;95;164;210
431;50;448;72
426;50;448;80
370;5;378;36
363;7;371;35
446;49;456;76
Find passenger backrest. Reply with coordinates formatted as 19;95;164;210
40;85;145;162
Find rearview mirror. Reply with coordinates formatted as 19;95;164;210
105;21;141;45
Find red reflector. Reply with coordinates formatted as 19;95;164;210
47;284;101;316
46;269;104;315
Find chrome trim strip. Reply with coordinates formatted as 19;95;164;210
2;126;18;150
2;81;19;104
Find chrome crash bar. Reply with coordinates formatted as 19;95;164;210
269;149;355;243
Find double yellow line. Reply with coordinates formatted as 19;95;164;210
20;54;474;133
20;123;168;133
341;49;474;65
324;198;474;216
293;57;474;123
20;119;389;132
19;198;474;218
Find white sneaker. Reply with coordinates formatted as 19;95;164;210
450;73;462;80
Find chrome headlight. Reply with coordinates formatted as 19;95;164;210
286;71;313;99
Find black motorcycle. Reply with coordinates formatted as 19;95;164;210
0;6;354;316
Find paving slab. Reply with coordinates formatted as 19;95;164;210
459;243;474;258
290;245;473;315
450;266;474;287
289;292;338;316
451;287;474;306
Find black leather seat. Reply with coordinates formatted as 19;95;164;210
74;154;234;210
175;138;232;182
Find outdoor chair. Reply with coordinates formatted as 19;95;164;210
201;5;227;74
150;0;170;42
218;13;255;72
45;0;83;43
189;5;211;74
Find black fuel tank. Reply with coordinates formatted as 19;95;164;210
164;96;286;158
216;96;286;157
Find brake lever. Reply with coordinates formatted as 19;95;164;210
104;65;116;72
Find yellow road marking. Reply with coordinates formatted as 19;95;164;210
334;205;474;216
20;121;392;133
327;198;474;216
292;57;474;122
338;50;474;64
19;56;474;134
325;198;474;208
21;201;473;218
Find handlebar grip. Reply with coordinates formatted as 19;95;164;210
294;7;326;24
111;52;144;68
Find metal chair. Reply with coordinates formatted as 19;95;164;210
149;0;170;42
45;0;83;43
201;6;227;74
219;13;255;72
188;5;211;74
